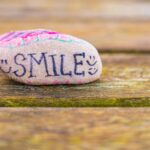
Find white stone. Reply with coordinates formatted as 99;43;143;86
0;29;102;85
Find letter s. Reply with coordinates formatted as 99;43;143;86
13;53;26;77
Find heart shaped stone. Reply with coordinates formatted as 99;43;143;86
0;29;102;85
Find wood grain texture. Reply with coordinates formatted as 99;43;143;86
0;108;149;150
1;0;150;21
1;21;150;51
0;1;149;148
0;53;149;107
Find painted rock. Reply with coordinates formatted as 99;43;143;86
0;29;102;85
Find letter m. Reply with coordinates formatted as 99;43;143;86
28;52;50;78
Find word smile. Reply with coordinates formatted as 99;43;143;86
0;52;98;78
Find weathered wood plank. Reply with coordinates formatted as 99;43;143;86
1;0;150;21
1;21;150;51
0;53;149;107
0;108;149;149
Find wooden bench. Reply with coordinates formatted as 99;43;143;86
0;0;149;149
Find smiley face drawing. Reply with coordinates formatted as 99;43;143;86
86;55;98;75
